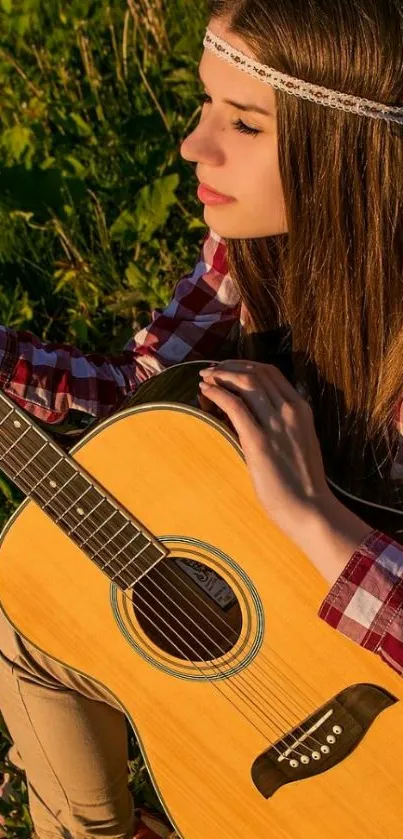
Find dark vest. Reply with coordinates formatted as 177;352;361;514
237;324;403;544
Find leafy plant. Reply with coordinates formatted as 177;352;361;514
0;0;208;833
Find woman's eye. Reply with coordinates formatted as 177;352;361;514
200;93;261;137
232;119;261;137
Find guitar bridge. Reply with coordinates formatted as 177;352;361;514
251;683;397;798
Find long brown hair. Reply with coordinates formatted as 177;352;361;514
209;0;403;511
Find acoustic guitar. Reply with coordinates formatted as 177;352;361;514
0;358;402;838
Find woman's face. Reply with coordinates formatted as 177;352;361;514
180;16;288;239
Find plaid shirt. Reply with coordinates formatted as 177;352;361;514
0;229;402;677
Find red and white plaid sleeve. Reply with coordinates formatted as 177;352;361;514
0;229;240;424
318;529;403;676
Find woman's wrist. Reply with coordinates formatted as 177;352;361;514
293;493;374;587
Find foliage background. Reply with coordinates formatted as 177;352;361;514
0;0;208;833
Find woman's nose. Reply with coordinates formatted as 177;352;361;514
179;130;193;161
180;121;224;165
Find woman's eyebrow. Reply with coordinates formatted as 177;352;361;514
198;67;273;117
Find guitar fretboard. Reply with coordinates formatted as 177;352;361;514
0;393;167;592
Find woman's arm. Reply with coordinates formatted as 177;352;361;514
0;229;240;425
301;497;403;677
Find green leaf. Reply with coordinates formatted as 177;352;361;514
109;209;137;248
188;217;206;230
70;113;93;138
64;155;87;178
110;175;179;247
0;475;14;501
40;156;56;170
125;262;145;289
22;802;33;827
17;289;34;322
1;0;12;14
9;210;34;223
132;174;179;243
165;68;195;85
69;314;89;343
54;269;77;293
0;126;36;168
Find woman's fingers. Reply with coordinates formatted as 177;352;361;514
197;391;235;432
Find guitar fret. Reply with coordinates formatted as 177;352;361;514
34;459;80;504
45;491;124;556
14;442;49;477
0;424;31;460
67;496;105;535
102;531;145;572
125;548;163;588
66;501;115;545
90;527;155;580
90;517;131;560
42;470;79;510
41;486;112;549
0;392;167;592
115;540;152;574
54;482;92;524
108;532;142;565
37;469;161;583
30;454;65;492
79;509;120;548
0;429;47;495
0;407;14;427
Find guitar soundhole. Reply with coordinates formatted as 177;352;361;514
131;557;243;662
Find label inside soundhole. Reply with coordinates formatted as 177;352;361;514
172;557;237;610
131;553;242;662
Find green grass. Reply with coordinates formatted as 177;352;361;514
0;0;208;833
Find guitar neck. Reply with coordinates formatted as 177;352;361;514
2;379;403;580
0;391;167;590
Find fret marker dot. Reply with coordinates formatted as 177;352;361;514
13;420;21;428
49;480;57;488
76;507;85;516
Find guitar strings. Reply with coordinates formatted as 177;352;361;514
0;421;334;761
0;419;333;764
0;421;336;757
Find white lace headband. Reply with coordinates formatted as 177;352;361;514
203;28;403;125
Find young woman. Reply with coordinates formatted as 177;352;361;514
1;0;403;837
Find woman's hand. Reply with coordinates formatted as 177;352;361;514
198;359;334;539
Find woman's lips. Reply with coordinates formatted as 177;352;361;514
197;183;236;205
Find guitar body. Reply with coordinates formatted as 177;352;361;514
0;360;402;838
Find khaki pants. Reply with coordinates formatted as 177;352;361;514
0;605;138;839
